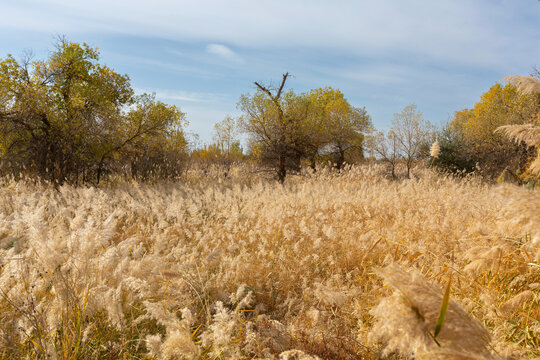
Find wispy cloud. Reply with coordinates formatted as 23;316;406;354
107;53;211;76
206;44;243;63
2;0;539;143
2;0;538;69
166;48;184;57
320;64;409;86
153;90;206;103
133;87;226;104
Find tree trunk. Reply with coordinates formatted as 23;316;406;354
277;155;286;184
96;156;106;185
336;149;345;170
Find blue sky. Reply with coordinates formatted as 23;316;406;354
0;0;539;144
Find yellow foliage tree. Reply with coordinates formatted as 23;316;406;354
495;73;540;184
307;87;372;169
0;40;188;184
238;77;371;181
238;73;312;182
451;82;539;178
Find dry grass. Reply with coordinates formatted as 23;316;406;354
502;75;540;95
0;164;538;359
496;124;540;177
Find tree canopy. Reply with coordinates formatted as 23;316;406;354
0;40;188;184
238;75;372;182
392;104;433;178
238;73;312;182
449;82;539;178
307;87;372;169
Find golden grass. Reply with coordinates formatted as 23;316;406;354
0;165;538;359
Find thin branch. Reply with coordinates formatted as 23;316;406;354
276;72;289;99
254;81;274;100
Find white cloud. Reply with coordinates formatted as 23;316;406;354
324;64;409;86
2;0;538;69
152;90;206;103
157;90;223;103
206;44;243;62
166;48;184;57
132;87;225;103
113;54;211;75
2;0;539;141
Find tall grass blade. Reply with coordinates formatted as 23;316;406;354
434;272;453;338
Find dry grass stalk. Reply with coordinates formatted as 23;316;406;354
0;164;538;359
369;265;495;360
502;75;540;95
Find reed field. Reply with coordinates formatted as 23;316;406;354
0;165;538;359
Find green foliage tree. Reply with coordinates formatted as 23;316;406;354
0;39;187;184
429;122;477;175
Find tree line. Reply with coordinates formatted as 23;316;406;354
1;40;539;185
0;40;187;185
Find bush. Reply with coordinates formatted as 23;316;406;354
429;123;477;175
